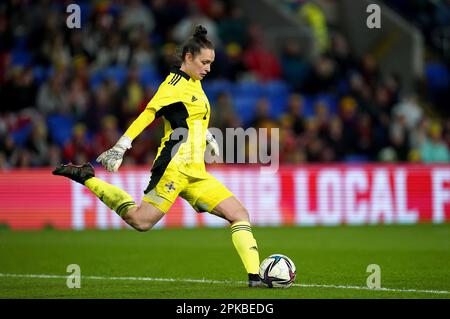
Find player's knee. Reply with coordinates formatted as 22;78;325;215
230;207;250;223
123;212;154;232
134;221;154;232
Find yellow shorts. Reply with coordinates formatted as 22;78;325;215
142;163;234;213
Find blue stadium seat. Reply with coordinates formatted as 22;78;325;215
203;80;232;101
90;66;128;89
315;94;338;114
78;2;92;25
425;63;450;91
232;81;263;98
103;66;127;86
14;35;28;50
344;154;370;163
140;65;161;88
33;66;51;86
233;95;259;126
264;80;289;96
90;69;104;89
302;95;315;118
269;94;288;118
46;115;75;147
11;124;32;147
11;49;31;67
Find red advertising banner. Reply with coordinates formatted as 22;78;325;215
1;165;449;230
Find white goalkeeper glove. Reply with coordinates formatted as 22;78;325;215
206;129;220;157
96;135;132;172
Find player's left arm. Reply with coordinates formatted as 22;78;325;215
95;109;155;172
97;83;180;172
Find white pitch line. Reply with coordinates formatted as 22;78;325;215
0;273;449;295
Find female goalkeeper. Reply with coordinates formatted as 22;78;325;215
52;25;262;287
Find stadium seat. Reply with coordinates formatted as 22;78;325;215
344;154;370;163
264;80;289;96
103;66;127;86
11;49;31;67
269;94;288;118
425;63;450;91
33;66;51;86
232;81;263;98
46;115;75;147
203;79;232;101
302;95;315;118
315;94;338;114
140;65;161;88
233;95;259;126
89;70;104;89
11;123;32;146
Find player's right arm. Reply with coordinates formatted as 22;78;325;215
96;81;181;172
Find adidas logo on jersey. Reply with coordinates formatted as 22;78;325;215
191;95;198;102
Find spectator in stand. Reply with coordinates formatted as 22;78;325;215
391;94;423;131
280;93;305;136
93;32;130;70
338;96;359;157
242;24;281;81
329;32;357;80
117;66;145;126
41;32;71;69
150;0;189;44
314;100;330;138
221;42;247;81
299;1;330;54
36;71;70;115
63;123;95;165
84;82;116;133
93;115;122;154
389;112;410;162
217;4;248;48
67;76;90;120
325;116;345;161
280;40;309;91
0;133;19;168
24;117;50;167
130;29;156;67
172;2;220;46
357;113;375;159
420;121;450;163
302;55;338;94
248;97;278;131
278;114;299;163
121;0;155;34
0;66;37;113
210;91;242;131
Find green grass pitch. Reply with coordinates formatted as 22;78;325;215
0;224;449;299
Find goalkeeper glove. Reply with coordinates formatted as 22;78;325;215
96;135;132;172
206;129;220;156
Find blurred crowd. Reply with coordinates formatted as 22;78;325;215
0;0;449;169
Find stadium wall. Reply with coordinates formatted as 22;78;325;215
1;165;449;230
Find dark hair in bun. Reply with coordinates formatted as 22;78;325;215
179;25;214;63
193;25;208;40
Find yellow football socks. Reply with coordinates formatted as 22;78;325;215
85;177;137;217
231;221;260;274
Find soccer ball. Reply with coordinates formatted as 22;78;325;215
259;254;296;288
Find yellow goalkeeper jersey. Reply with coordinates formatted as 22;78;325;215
124;68;211;178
